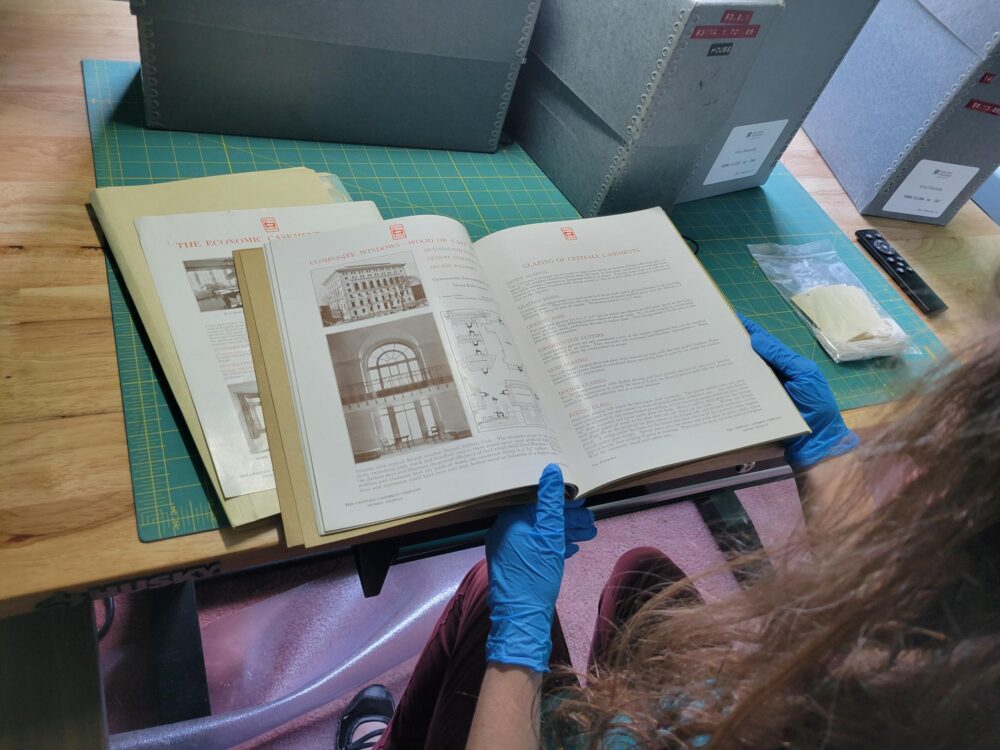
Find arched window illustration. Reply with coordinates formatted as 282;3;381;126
366;342;423;393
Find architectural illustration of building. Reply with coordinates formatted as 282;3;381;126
319;261;424;325
327;314;471;463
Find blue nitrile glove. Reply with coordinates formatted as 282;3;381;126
740;315;860;468
485;464;597;672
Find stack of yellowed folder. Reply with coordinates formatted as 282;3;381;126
91;168;358;527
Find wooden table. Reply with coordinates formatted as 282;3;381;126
2;1;999;746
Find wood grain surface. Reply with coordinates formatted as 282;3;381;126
1;0;998;617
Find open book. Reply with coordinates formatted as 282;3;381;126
236;208;807;547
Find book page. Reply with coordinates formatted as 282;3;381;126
137;202;382;498
90;167;347;525
473;208;807;494
265;216;569;534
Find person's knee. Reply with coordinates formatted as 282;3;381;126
607;547;692;602
612;546;669;575
455;558;490;604
449;559;491;634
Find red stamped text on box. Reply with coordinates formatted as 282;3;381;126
390;224;407;240
966;98;1000;117
721;9;753;24
560;227;577;240
981;72;996;85
261;217;279;232
691;24;760;39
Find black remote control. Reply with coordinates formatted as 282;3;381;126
854;229;947;315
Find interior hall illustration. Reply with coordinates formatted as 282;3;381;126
326;314;472;463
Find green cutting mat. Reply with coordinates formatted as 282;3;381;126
83;59;946;541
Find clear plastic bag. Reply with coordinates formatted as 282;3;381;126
747;240;910;362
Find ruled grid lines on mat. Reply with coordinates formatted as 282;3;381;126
670;173;948;404
83;59;946;542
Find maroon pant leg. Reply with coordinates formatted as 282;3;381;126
588;546;701;672
375;559;571;750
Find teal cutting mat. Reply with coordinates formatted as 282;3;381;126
669;177;948;407
83;59;946;542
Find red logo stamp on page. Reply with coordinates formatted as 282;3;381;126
560;227;577;240
390;224;407;240
261;217;279;232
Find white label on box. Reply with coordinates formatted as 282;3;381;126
703;119;788;185
882;159;980;219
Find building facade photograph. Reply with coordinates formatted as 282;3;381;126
327;313;472;463
312;251;427;327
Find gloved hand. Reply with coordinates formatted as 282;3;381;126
740;315;859;468
485;464;597;672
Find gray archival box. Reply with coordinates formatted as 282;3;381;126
804;0;1000;225
130;0;540;152
676;0;879;203
512;0;784;216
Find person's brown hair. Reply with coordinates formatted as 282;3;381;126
549;321;1000;749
